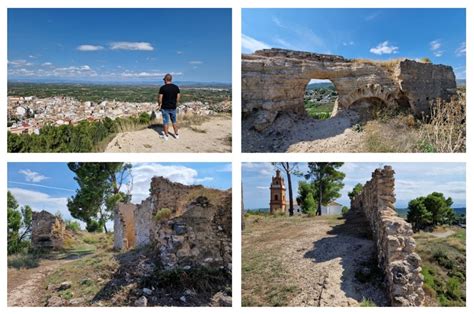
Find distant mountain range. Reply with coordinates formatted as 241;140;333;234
246;207;466;217
396;207;466;218
8;79;231;89
306;82;335;90
456;79;466;87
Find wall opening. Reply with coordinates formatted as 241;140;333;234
349;97;389;121
304;79;338;120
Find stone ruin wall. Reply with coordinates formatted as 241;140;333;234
242;48;457;131
31;210;66;250
114;177;232;271
350;166;424;306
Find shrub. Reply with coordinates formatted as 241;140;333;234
341;206;349;216
419;95;466;153
65;219;81;232
155;208;172;222
419;57;432;64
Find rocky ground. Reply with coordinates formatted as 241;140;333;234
242;214;389;307
106;114;231;153
242;110;365;152
8;232;231;307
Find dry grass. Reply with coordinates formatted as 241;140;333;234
419;94;466;153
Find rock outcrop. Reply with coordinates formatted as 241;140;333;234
31;210;65;250
242;48;457;131
114;177;232;271
350;166;424;306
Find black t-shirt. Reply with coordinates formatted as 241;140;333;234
159;83;180;109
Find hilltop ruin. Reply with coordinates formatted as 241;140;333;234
31;210;66;250
350;166;424;306
242;48;457;132
114;177;232;270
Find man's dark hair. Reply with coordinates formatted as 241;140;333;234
163;73;173;82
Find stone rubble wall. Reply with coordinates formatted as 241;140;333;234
31;210;65;250
351;166;424;306
114;177;232;271
242;48;456;131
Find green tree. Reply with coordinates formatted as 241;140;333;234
7;192;32;254
348;183;363;200
305;163;345;216
302;193;316;216
407;192;455;231
407;197;432;231
67;163;132;233
272;162;301;216
296;181;314;207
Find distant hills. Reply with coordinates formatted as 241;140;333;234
306;82;336;90
8;79;231;89
456;79;466;87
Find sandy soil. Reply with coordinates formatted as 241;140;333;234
105;115;231;153
242;215;388;306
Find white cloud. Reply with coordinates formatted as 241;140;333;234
41;62;53;66
77;44;104;51
128;163;214;203
18;169;49;183
365;11;381;21
370;41;399;55
189;61;203;65
53;65;97;77
120;71;182;78
455;42;466;57
8;59;33;67
176;51;183;55
8;187;71;219
110;42;154;51
430;39;444;57
242;34;270;53
342;41;355;46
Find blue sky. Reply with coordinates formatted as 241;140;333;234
8;162;232;228
242;9;466;80
8;9;232;83
242;163;466;210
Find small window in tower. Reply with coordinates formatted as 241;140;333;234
275;195;278;201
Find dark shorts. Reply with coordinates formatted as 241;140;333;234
161;108;177;124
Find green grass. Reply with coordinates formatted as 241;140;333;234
359;297;376;307
304;100;334;120
414;226;466;306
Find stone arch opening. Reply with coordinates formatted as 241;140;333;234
303;79;339;120
349;97;389;121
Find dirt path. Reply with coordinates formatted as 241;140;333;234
105;115;231;153
429;230;456;238
8;258;75;306
242;215;388;307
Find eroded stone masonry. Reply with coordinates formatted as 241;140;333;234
31;210;66;250
242;48;457;131
114;176;232;270
350;166;424;306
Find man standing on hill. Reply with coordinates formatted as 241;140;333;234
158;73;180;140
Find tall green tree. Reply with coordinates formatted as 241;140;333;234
272;162;301;216
304;163;345;216
302;193;316;216
348;183;364;200
296;181;314;209
67;163;132;233
407;192;455;231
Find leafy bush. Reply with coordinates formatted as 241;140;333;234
155;208;172;222
65;220;81;232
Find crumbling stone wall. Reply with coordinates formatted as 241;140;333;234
351;166;424;306
114;177;232;270
242;48;456;131
31;210;65;250
113;203;136;250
